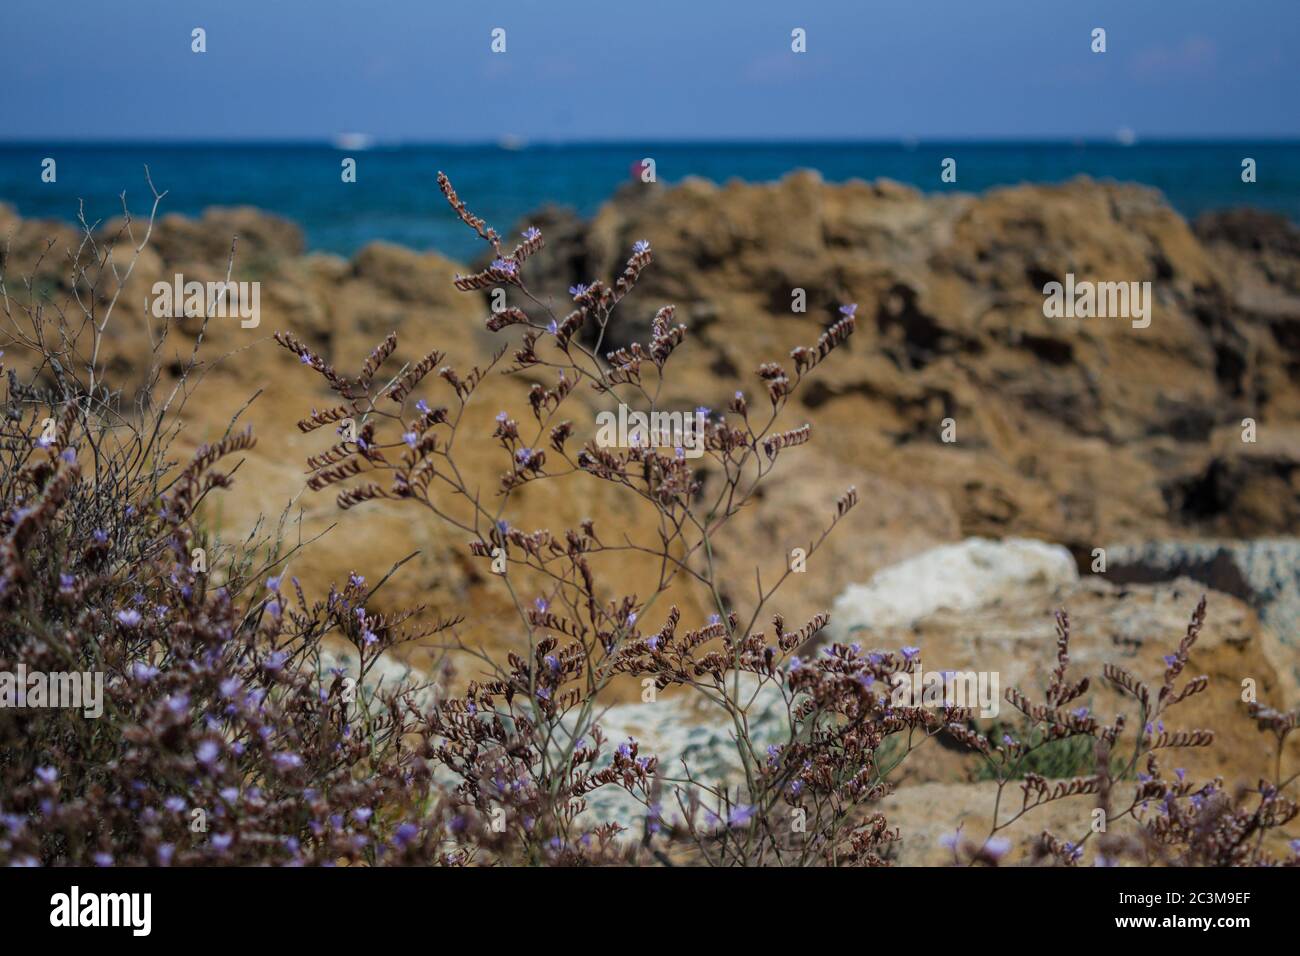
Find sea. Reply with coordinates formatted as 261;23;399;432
1;141;1296;261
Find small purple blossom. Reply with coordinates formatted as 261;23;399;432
727;805;755;827
272;752;303;771
132;662;160;682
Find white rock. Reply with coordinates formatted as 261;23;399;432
829;537;1078;639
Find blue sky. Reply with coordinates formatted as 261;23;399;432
3;0;1297;141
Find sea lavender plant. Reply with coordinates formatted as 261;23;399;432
2;175;1296;867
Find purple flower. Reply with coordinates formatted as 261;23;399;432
353;807;373;823
617;739;634;758
515;447;533;465
266;575;280;591
115;608;142;628
569;283;588;297
58;573;75;591
1163;654;1179;667
196;740;220;764
93;852;113;867
299;352;312;364
394;823;420;846
157;844;175;865
34;766;58;784
490;258;517;275
727;805;755;827
839;303;858;317
632;240;650;254
132;662;159;682
415;399;430;415
901;646;920;662
272;752;302;771
211;833;233;851
403;431;418;448
985;836;1011;860
164;796;186;813
522;226;541;241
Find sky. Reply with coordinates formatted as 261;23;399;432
2;0;1297;142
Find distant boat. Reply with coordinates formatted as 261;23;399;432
332;133;375;151
497;135;527;151
1114;128;1138;147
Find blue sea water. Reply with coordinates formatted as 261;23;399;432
1;141;1296;261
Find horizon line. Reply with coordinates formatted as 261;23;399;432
2;135;1298;149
